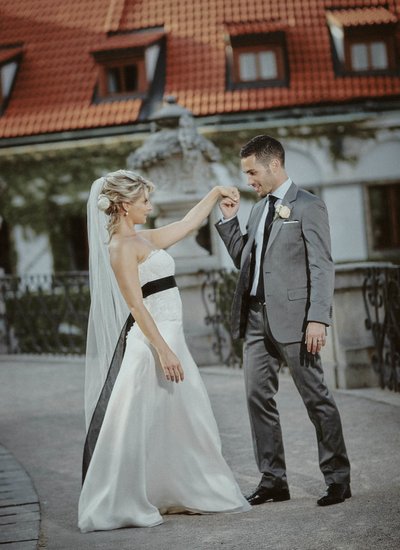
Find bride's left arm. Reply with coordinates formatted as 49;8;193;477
141;186;239;249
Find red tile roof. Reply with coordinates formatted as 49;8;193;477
91;30;165;55
225;20;288;37
0;46;24;65
0;0;399;140
327;7;397;28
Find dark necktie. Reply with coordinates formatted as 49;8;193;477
256;195;278;300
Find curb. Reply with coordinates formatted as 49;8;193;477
0;444;40;549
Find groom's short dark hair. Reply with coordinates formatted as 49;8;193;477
240;135;285;167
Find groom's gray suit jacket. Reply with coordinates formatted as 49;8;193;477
216;183;334;343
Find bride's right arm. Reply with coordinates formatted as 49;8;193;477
109;241;184;383
141;186;239;250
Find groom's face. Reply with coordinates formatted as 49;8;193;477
241;154;277;197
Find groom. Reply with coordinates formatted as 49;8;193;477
216;135;351;506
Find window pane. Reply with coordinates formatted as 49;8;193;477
239;53;257;81
1;61;18;98
258;50;278;79
351;43;368;70
124;64;138;91
370;42;388;69
369;186;391;249
107;67;121;93
0;219;12;273
369;185;400;249
68;215;88;270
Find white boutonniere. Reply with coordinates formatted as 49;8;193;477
274;204;291;220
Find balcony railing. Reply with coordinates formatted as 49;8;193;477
0;272;89;355
200;268;242;368
2;267;398;393
363;266;400;392
0;269;242;363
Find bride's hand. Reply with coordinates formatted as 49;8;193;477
158;347;185;383
217;186;240;203
216;186;240;219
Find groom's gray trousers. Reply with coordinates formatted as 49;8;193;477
243;299;350;490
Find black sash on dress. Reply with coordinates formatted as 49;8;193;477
82;275;177;484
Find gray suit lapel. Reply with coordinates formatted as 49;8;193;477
266;183;298;253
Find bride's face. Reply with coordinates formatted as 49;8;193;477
127;190;153;225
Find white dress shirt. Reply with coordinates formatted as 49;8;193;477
249;177;292;296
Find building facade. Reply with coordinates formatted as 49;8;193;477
0;0;399;274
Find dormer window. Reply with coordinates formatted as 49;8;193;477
234;44;283;83
225;22;289;89
349;38;389;72
107;64;139;94
102;58;146;97
91;30;164;101
0;45;23;114
327;7;398;75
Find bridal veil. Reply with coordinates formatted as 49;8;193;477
84;178;129;428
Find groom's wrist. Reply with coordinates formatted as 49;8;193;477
307;320;329;330
219;215;237;224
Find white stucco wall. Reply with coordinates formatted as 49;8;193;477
5;111;400;274
285;143;369;262
282;122;400;263
323;184;368;262
13;226;53;275
285;145;322;187
212;122;400;266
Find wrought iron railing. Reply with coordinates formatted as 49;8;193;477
363;266;400;392
0;272;89;355
3;265;399;390
0;269;241;362
200;268;242;367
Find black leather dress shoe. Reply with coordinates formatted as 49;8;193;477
246;486;291;505
317;483;351;506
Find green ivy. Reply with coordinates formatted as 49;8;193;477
204;118;384;167
1;117;397;273
0;139;143;272
213;269;243;367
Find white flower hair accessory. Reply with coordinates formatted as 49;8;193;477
275;204;291;220
97;194;111;212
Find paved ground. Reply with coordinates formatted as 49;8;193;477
0;443;40;549
0;355;399;550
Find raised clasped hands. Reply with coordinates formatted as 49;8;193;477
158;347;185;383
217;186;240;219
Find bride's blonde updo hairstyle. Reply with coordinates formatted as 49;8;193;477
97;169;155;237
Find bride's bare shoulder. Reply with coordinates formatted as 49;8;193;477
108;235;151;265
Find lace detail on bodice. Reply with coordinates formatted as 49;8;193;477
138;249;182;322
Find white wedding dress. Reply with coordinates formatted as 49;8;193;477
78;249;250;532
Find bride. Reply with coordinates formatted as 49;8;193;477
78;170;250;532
